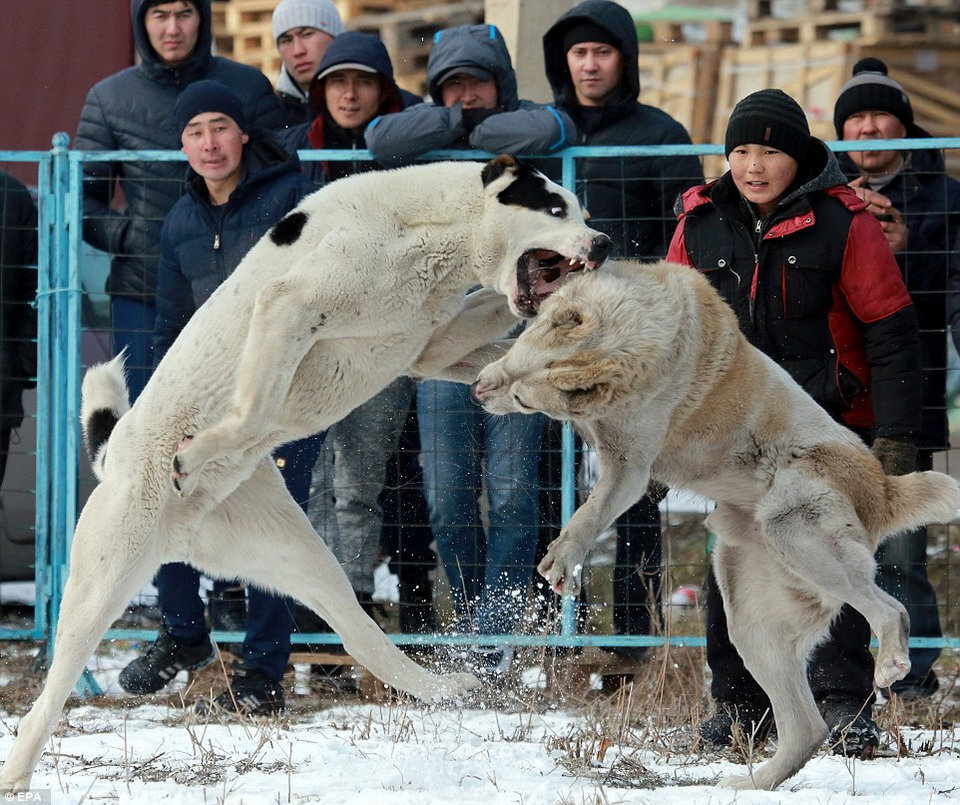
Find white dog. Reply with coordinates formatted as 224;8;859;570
0;156;612;791
471;260;959;791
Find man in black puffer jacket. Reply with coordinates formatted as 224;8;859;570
539;0;705;664
75;0;283;401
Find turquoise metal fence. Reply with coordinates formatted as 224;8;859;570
3;136;960;669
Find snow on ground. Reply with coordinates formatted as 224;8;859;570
2;648;959;804
3;701;960;805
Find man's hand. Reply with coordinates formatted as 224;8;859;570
849;177;908;253
871;435;918;476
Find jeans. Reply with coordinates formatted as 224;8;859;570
110;295;154;403
417;380;545;635
155;432;326;681
874;449;942;687
310;377;416;598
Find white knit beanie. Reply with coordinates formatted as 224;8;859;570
271;0;345;43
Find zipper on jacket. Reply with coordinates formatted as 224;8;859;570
213;233;220;250
749;252;759;322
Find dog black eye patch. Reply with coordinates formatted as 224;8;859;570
270;210;309;246
496;169;567;218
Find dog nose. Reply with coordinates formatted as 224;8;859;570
588;234;613;264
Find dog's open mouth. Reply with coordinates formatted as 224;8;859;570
515;249;589;316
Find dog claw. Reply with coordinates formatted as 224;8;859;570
171;435;197;496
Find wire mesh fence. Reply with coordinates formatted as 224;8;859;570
1;138;959;678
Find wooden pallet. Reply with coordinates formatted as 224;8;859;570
747;0;960;17
646;18;734;45
211;0;275;34
347;1;484;77
743;11;893;45
336;0;457;20
288;651;392;700
707;39;852;177
544;646;650;695
637;45;722;146
214;22;281;78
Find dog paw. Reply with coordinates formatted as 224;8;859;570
874;654;910;689
719;774;762;790
425;672;481;702
537;540;585;597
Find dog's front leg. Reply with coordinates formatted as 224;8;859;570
538;420;655;596
172;277;323;496
410;288;518;379
419;339;515;384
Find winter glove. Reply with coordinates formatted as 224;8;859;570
870;435;918;476
460;107;498;133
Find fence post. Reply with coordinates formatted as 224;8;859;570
43;132;71;661
559;151;578;639
42;134;100;694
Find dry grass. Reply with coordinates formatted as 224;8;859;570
1;511;958;788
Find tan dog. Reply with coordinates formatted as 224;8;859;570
472;259;959;791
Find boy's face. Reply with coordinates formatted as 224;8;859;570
180;112;248;185
728;144;799;219
145;1;200;68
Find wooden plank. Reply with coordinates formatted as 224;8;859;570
637;45;722;145
335;0;449;21
743;12;891;45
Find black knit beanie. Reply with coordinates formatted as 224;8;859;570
725;88;811;162
561;22;620;53
833;58;913;136
175;80;246;135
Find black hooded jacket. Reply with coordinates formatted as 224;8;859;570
542;0;704;260
75;0;284;300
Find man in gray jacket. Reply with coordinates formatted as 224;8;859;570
75;0;283;401
365;23;575;165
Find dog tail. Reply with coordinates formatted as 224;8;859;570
80;350;130;480
879;470;960;538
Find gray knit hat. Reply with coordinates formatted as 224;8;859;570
833;58;913;136
725;88;811;163
271;0;344;43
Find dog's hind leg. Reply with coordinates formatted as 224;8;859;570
758;475;911;689
189;461;479;702
0;484;161;792
709;505;831;791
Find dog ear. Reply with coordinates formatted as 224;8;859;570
481;154;519;188
549;356;632;417
548;304;584;332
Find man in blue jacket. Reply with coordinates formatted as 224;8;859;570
117;81;323;717
75;0;283;401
